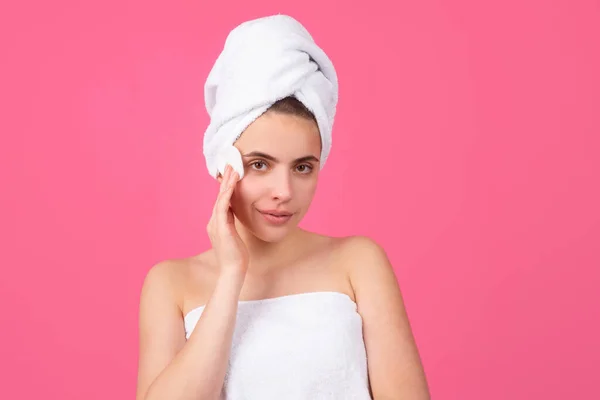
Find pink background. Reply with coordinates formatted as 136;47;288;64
1;1;599;399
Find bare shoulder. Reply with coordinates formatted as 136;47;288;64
140;252;216;316
337;235;388;258
142;258;187;288
333;235;398;299
141;258;185;300
307;234;392;300
335;235;391;272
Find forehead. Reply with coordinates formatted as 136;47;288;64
235;112;321;155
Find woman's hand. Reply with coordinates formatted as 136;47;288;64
206;164;249;275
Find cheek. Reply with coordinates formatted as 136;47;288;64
295;178;318;201
230;179;260;208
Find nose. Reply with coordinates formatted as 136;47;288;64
269;168;293;202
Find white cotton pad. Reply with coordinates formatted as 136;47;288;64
216;145;245;180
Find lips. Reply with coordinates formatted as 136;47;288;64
259;209;293;217
257;209;294;225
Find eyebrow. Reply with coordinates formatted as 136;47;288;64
242;151;320;164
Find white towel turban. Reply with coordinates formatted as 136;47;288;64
202;14;339;179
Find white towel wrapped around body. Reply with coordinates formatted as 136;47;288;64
184;292;372;399
202;14;339;179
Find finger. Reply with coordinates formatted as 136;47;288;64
217;179;234;214
225;165;235;188
219;165;231;194
216;192;233;228
216;176;236;224
231;169;239;184
214;165;232;216
226;204;235;225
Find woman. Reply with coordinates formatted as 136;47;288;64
136;15;430;400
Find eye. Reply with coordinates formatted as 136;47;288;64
250;160;268;171
296;164;313;174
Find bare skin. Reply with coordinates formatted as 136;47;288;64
136;111;431;400
181;230;355;314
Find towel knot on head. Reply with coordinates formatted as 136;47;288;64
202;14;339;179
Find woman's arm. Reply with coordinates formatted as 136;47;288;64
136;261;245;400
344;236;431;400
137;165;247;400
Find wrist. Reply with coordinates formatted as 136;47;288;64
218;265;247;284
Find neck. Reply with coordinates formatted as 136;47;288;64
233;216;305;274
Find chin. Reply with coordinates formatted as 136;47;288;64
253;220;297;243
250;228;290;243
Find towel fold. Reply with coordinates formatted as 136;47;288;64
202;14;339;179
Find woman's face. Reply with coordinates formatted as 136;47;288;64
227;111;322;242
